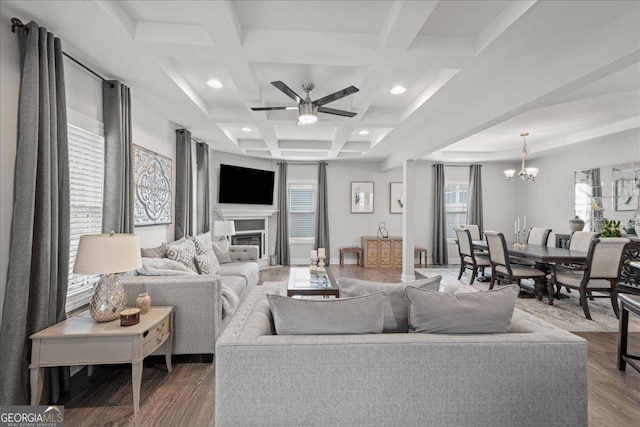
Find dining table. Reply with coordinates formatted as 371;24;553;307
472;240;589;305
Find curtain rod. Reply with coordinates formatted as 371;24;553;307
11;18;115;88
433;163;482;167
277;162;328;165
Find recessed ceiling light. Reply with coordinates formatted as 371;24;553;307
241;127;251;132
359;130;370;135
390;85;406;95
207;79;223;88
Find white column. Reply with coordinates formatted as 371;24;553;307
401;160;416;282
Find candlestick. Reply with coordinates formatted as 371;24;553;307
523;215;527;232
317;256;326;277
517;217;520;234
310;257;318;275
310;249;317;259
318;248;326;258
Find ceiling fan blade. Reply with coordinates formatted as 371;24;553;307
251;106;291;111
313;86;359;106
318;106;357;117
271;81;303;104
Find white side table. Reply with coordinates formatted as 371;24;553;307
30;306;174;414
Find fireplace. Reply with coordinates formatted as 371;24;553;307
232;233;262;257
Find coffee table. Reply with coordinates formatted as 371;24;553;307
287;267;339;298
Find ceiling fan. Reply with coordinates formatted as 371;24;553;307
251;81;359;124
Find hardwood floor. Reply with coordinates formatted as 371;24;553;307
60;266;640;426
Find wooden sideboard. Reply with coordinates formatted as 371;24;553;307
361;236;402;267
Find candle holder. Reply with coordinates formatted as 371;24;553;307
512;231;527;249
310;257;318;275
317;256;326;277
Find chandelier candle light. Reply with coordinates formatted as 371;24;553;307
73;232;142;322
504;133;539;181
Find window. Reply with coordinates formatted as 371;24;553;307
66;124;104;312
445;182;469;239
288;182;317;239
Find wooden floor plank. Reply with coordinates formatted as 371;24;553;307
59;266;639;426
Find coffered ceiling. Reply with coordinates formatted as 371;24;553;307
2;0;639;169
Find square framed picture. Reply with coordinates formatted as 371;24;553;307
351;182;374;213
615;178;639;211
133;144;172;226
390;182;404;214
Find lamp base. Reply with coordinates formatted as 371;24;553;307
90;274;126;322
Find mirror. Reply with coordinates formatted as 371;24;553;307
575;162;640;232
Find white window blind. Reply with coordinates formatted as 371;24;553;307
66;124;104;312
288;182;317;239
445;183;469;239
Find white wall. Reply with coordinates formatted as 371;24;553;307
0;11;21;322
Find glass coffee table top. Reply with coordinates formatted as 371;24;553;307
287;267;339;298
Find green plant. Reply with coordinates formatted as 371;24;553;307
599;219;621;237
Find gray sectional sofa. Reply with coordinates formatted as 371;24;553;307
121;245;259;356
215;283;588;426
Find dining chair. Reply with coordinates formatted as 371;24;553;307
556;231;597;296
462;224;481;241
454;227;490;285
484;231;548;299
551;237;629;320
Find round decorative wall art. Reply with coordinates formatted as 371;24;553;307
133;144;172;226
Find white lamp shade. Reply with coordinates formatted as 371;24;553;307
73;233;142;275
504;169;516;179
213;220;236;237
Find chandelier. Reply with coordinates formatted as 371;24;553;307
504;132;538;181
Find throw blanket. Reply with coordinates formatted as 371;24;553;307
222;284;240;318
138;257;199;276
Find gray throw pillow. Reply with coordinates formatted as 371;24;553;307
140;243;166;258
406;284;519;334
165;239;198;272
195;250;221;275
267;292;388;335
337;275;442;333
212;238;232;264
189;231;213;255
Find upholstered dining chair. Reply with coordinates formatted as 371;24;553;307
454;227;490;285
551;237;629;320
462;224;481;241
485;231;548;299
556;231;598;296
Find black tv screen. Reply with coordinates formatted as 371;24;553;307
218;164;275;205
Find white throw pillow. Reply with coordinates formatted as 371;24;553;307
212;238;232;264
195;250;221;275
189;231;213;255
165;238;198;272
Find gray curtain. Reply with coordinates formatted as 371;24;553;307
276;162;290;265
467;164;484;234
432;164;448;265
0;21;71;405
175;129;193;240
315;163;330;265
102;80;133;233
196;142;210;234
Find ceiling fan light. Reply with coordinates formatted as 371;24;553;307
504;169;516;180
298;113;317;124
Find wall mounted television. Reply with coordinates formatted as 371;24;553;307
218;164;275;205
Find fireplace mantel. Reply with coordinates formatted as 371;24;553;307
213;209;278;221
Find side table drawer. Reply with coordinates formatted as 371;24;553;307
143;316;170;356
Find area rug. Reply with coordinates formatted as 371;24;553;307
416;267;640;332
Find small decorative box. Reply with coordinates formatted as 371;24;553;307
120;308;141;327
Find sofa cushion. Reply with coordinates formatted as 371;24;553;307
140;244;166;258
212;238;232;264
137;257;198;276
190;231;213;255
337;275;441;333
195;250;221;275
166;238;198;272
219;262;259;285
439;282;480;294
221;275;247;299
267;292;388;335
406;284;519;334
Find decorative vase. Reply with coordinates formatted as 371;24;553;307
90;274;126;322
568;216;585;232
136;292;152;314
594;217;606;233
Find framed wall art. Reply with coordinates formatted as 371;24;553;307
351;182;374;213
615;178;639;211
133;144;172;226
390;182;404;214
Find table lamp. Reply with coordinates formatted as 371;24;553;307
73;232;142;322
214;220;236;243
